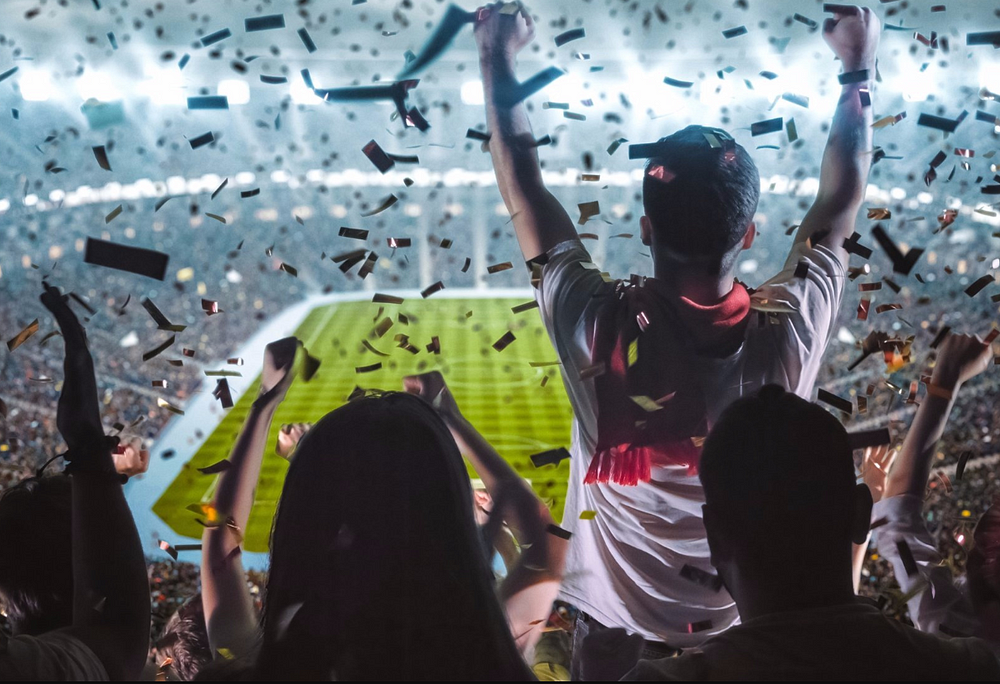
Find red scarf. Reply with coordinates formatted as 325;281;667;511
586;277;751;486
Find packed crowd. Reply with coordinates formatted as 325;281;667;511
4;2;1000;681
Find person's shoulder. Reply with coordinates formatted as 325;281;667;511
0;630;108;680
623;651;709;681
882;614;1000;678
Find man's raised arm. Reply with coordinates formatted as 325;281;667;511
475;3;577;262
796;6;881;265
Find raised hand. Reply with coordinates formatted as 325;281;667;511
276;423;312;460
932;333;993;391
403;370;463;424
822;6;880;71
255;337;301;409
113;437;151;477
474;2;535;61
859;444;897;504
40;283;109;459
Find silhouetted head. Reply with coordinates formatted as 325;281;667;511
640;125;760;278
158;593;212;681
0;474;73;635
967;498;1000;643
257;392;530;681
700;386;871;611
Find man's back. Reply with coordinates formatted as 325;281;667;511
536;238;845;645
625;601;1000;681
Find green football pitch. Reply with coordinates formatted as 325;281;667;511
152;297;575;552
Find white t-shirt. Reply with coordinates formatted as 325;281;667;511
535;238;845;646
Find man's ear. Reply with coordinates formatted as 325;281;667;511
640;215;652;247
741;222;757;251
851;483;874;545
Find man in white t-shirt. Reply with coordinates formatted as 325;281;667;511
475;3;880;677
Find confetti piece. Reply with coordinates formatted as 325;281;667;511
579;510;597;520
340;227;369;240
817;388;852;415
751;117;783;136
200;29;232;47
786;119;798;143
421;281;445;298
578;201;600;225
842;232;873;260
158;540;178;561
897;540;918;577
722;26;747;38
956;450;972;481
157;397;185;415
966;275;994;297
511;301;539;314
607;137;628;155
917;112;966;134
362;194;398;217
143;335;176;362
198;459;232;475
680;564;723;592
930;326;951;349
189;131;215;149
546;523;572;540
0;67;18;83
141;298;186;332
507;66;565;106
240;188;260;198
187;96;229;110
530;448;570;468
387;237;411;249
871;225;923;275
793;13;818;30
92;145;112;171
967;31;1000;47
178;54;190;69
104;204;123;224
245;14;285;32
260;74;288;85
373;293;404;305
356;363;382;373
493;331;516;352
397;4;477;79
7;320;39;352
688;620;713;633
846;428;891;450
84;238;169;280
663;77;693;88
555;28;586;47
461;257;471;273
298;28;317;53
487;262;513;274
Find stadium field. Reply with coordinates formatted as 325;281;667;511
152;297;574;553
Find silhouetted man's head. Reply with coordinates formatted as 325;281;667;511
700;386;871;608
640;125;760;276
0;474;73;635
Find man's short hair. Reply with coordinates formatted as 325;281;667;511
642;125;760;258
700;385;854;554
0;475;73;635
158;593;212;681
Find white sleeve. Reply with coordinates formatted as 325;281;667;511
872;494;981;637
747;241;846;396
534;239;611;372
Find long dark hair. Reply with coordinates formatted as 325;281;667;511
255;392;531;680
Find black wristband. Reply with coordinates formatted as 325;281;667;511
838;69;870;85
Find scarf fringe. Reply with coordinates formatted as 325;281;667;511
584;445;652;486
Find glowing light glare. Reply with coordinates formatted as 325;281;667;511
902;76;931;102
218;79;250;105
460;80;485;106
290;78;318;104
138;68;185;105
980;62;1000;95
19;69;54;101
76;71;122;101
545;72;586;105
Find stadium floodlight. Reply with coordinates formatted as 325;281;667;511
20;69;54;101
290;77;318;104
218;79;250;105
139;68;185;105
76;70;122;101
460;80;484;105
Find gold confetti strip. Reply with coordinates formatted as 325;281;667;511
157;397;185;415
6;319;39;352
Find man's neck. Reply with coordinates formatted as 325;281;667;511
731;575;858;622
652;264;736;304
